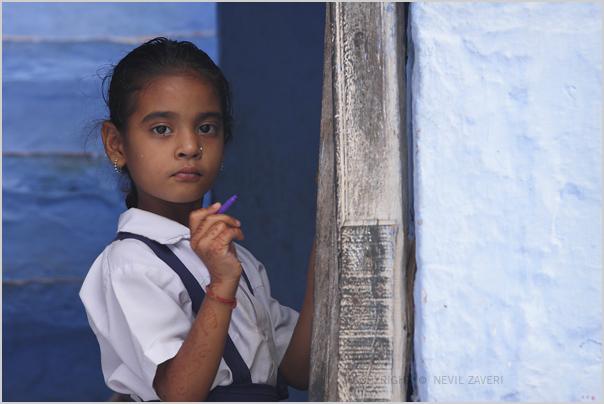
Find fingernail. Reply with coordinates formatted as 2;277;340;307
236;220;241;226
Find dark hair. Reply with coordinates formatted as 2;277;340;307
102;37;233;209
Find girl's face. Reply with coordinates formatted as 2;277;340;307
120;73;224;213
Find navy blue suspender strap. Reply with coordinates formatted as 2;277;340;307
114;231;253;384
114;232;255;306
113;231;289;401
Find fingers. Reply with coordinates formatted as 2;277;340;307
204;222;244;243
195;214;241;237
189;203;243;247
213;226;245;244
199;222;244;249
189;202;221;235
193;213;241;243
188;203;244;282
193;224;245;257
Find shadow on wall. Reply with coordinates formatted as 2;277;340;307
216;3;324;401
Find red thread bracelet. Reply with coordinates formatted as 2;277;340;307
206;284;237;309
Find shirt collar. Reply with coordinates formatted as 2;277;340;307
117;208;191;245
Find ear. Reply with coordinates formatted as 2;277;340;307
101;120;127;168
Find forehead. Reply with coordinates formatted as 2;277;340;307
133;73;221;115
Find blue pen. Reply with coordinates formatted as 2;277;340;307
216;194;238;214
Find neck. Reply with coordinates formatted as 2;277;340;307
136;199;203;228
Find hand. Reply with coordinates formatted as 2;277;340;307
189;202;245;285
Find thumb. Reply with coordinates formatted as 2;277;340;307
189;202;222;230
208;202;222;213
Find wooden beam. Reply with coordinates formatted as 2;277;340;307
310;3;413;401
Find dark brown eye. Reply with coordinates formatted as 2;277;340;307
152;125;171;136
199;124;216;134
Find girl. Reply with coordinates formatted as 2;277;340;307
79;37;315;402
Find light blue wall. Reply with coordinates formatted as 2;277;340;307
410;3;602;401
3;3;217;400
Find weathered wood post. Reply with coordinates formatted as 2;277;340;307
310;3;414;401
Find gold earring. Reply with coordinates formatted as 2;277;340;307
113;158;122;173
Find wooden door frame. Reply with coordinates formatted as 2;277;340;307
309;3;416;401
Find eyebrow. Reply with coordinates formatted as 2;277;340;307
140;111;223;124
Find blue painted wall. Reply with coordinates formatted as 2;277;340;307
3;2;324;401
216;4;325;401
3;3;217;400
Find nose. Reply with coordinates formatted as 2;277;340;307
175;131;202;159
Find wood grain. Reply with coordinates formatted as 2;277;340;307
310;3;413;401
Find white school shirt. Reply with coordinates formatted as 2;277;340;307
79;208;299;401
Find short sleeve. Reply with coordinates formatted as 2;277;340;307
105;258;193;398
255;262;300;365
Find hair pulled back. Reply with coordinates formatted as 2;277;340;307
102;37;233;209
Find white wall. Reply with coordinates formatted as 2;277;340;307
410;3;602;401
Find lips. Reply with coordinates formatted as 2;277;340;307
173;167;201;176
172;167;202;182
